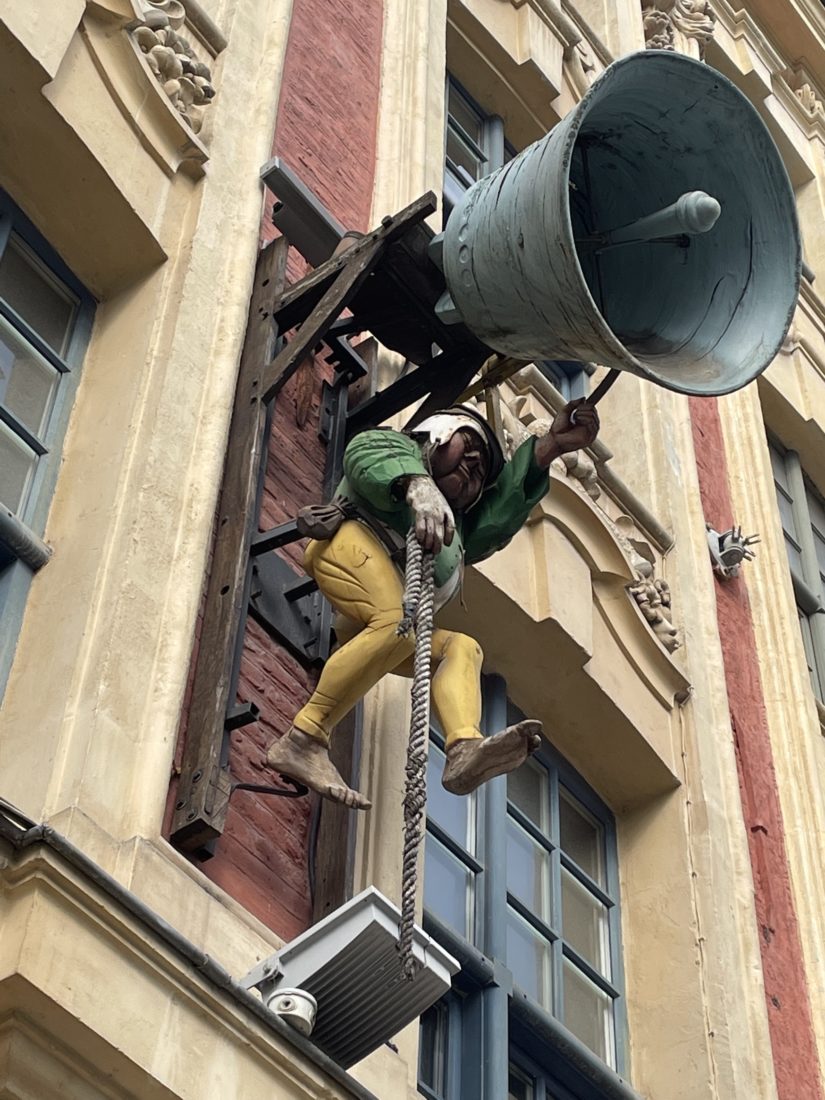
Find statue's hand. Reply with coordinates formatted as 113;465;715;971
405;476;456;554
534;399;600;468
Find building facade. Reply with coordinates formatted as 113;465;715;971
1;1;824;1098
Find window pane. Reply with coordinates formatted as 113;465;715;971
508;1065;535;1100
424;833;474;939
419;1001;448;1097
563;958;614;1066
447;85;483;147
0;418;37;513
507;757;547;829
775;486;798;541
0;234;78;356
769;443;788;489
0;312;59;438
445;128;485;184
428;741;473;847
507;907;553;1010
507;816;551;922
559;789;605;886
784;533;804;575
806;487;825;580
561;867;610;978
798;608;823;700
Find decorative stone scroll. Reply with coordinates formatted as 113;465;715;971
781;66;825;127
642;6;675;51
642;0;716;61
129;1;216;133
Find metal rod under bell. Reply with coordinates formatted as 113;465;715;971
570;369;620;425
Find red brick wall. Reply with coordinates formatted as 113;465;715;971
690;396;825;1100
170;0;384;941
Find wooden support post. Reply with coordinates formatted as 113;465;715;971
171;237;289;851
261;192;437;402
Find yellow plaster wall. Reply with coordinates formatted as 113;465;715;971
367;3;782;1097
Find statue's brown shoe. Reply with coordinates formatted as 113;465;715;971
266;727;371;810
441;720;543;796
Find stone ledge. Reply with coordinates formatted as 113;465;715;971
0;837;375;1099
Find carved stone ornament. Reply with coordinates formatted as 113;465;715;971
671;0;716;60
129;1;216;133
642;6;675;51
612;514;681;652
642;0;716;60
796;82;825;120
629;576;681;651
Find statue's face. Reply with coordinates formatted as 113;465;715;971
430;428;489;511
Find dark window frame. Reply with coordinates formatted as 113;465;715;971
0;189;95;690
768;436;825;702
419;674;628;1100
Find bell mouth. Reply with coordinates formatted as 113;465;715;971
567;50;800;397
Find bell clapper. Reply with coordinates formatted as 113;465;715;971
576;190;722;252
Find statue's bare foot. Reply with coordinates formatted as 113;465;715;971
266;728;371;810
441;720;542;795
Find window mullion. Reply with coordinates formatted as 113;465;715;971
0;216;11;261
0;298;71;373
481;674;510;1100
483;114;505;174
549;769;565;1022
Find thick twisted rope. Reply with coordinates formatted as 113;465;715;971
397;528;436;980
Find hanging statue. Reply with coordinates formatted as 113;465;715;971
266;400;600;809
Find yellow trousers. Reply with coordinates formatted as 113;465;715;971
293;521;483;748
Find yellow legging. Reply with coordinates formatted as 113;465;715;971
293;521;483;748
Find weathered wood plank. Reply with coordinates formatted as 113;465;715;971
171;236;289;851
270;192;437;334
261;237;385;403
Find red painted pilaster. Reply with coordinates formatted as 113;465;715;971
690;395;824;1100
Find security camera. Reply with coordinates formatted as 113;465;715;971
265;987;317;1036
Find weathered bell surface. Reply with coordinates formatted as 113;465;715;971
439;50;801;397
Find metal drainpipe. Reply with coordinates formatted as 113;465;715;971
0;508;52;571
0;804;378;1100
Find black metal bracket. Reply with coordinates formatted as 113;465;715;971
249;553;332;666
230;778;308;799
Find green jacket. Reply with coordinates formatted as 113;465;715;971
337;428;550;589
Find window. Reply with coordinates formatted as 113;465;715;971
769;438;825;701
419;676;628;1100
0;190;94;686
443;77;514;221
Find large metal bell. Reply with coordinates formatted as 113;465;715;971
437;50;801;397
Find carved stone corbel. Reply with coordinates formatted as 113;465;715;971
642;5;675;51
642;0;716;60
610;515;682;652
671;0;717;60
128;0;217;133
